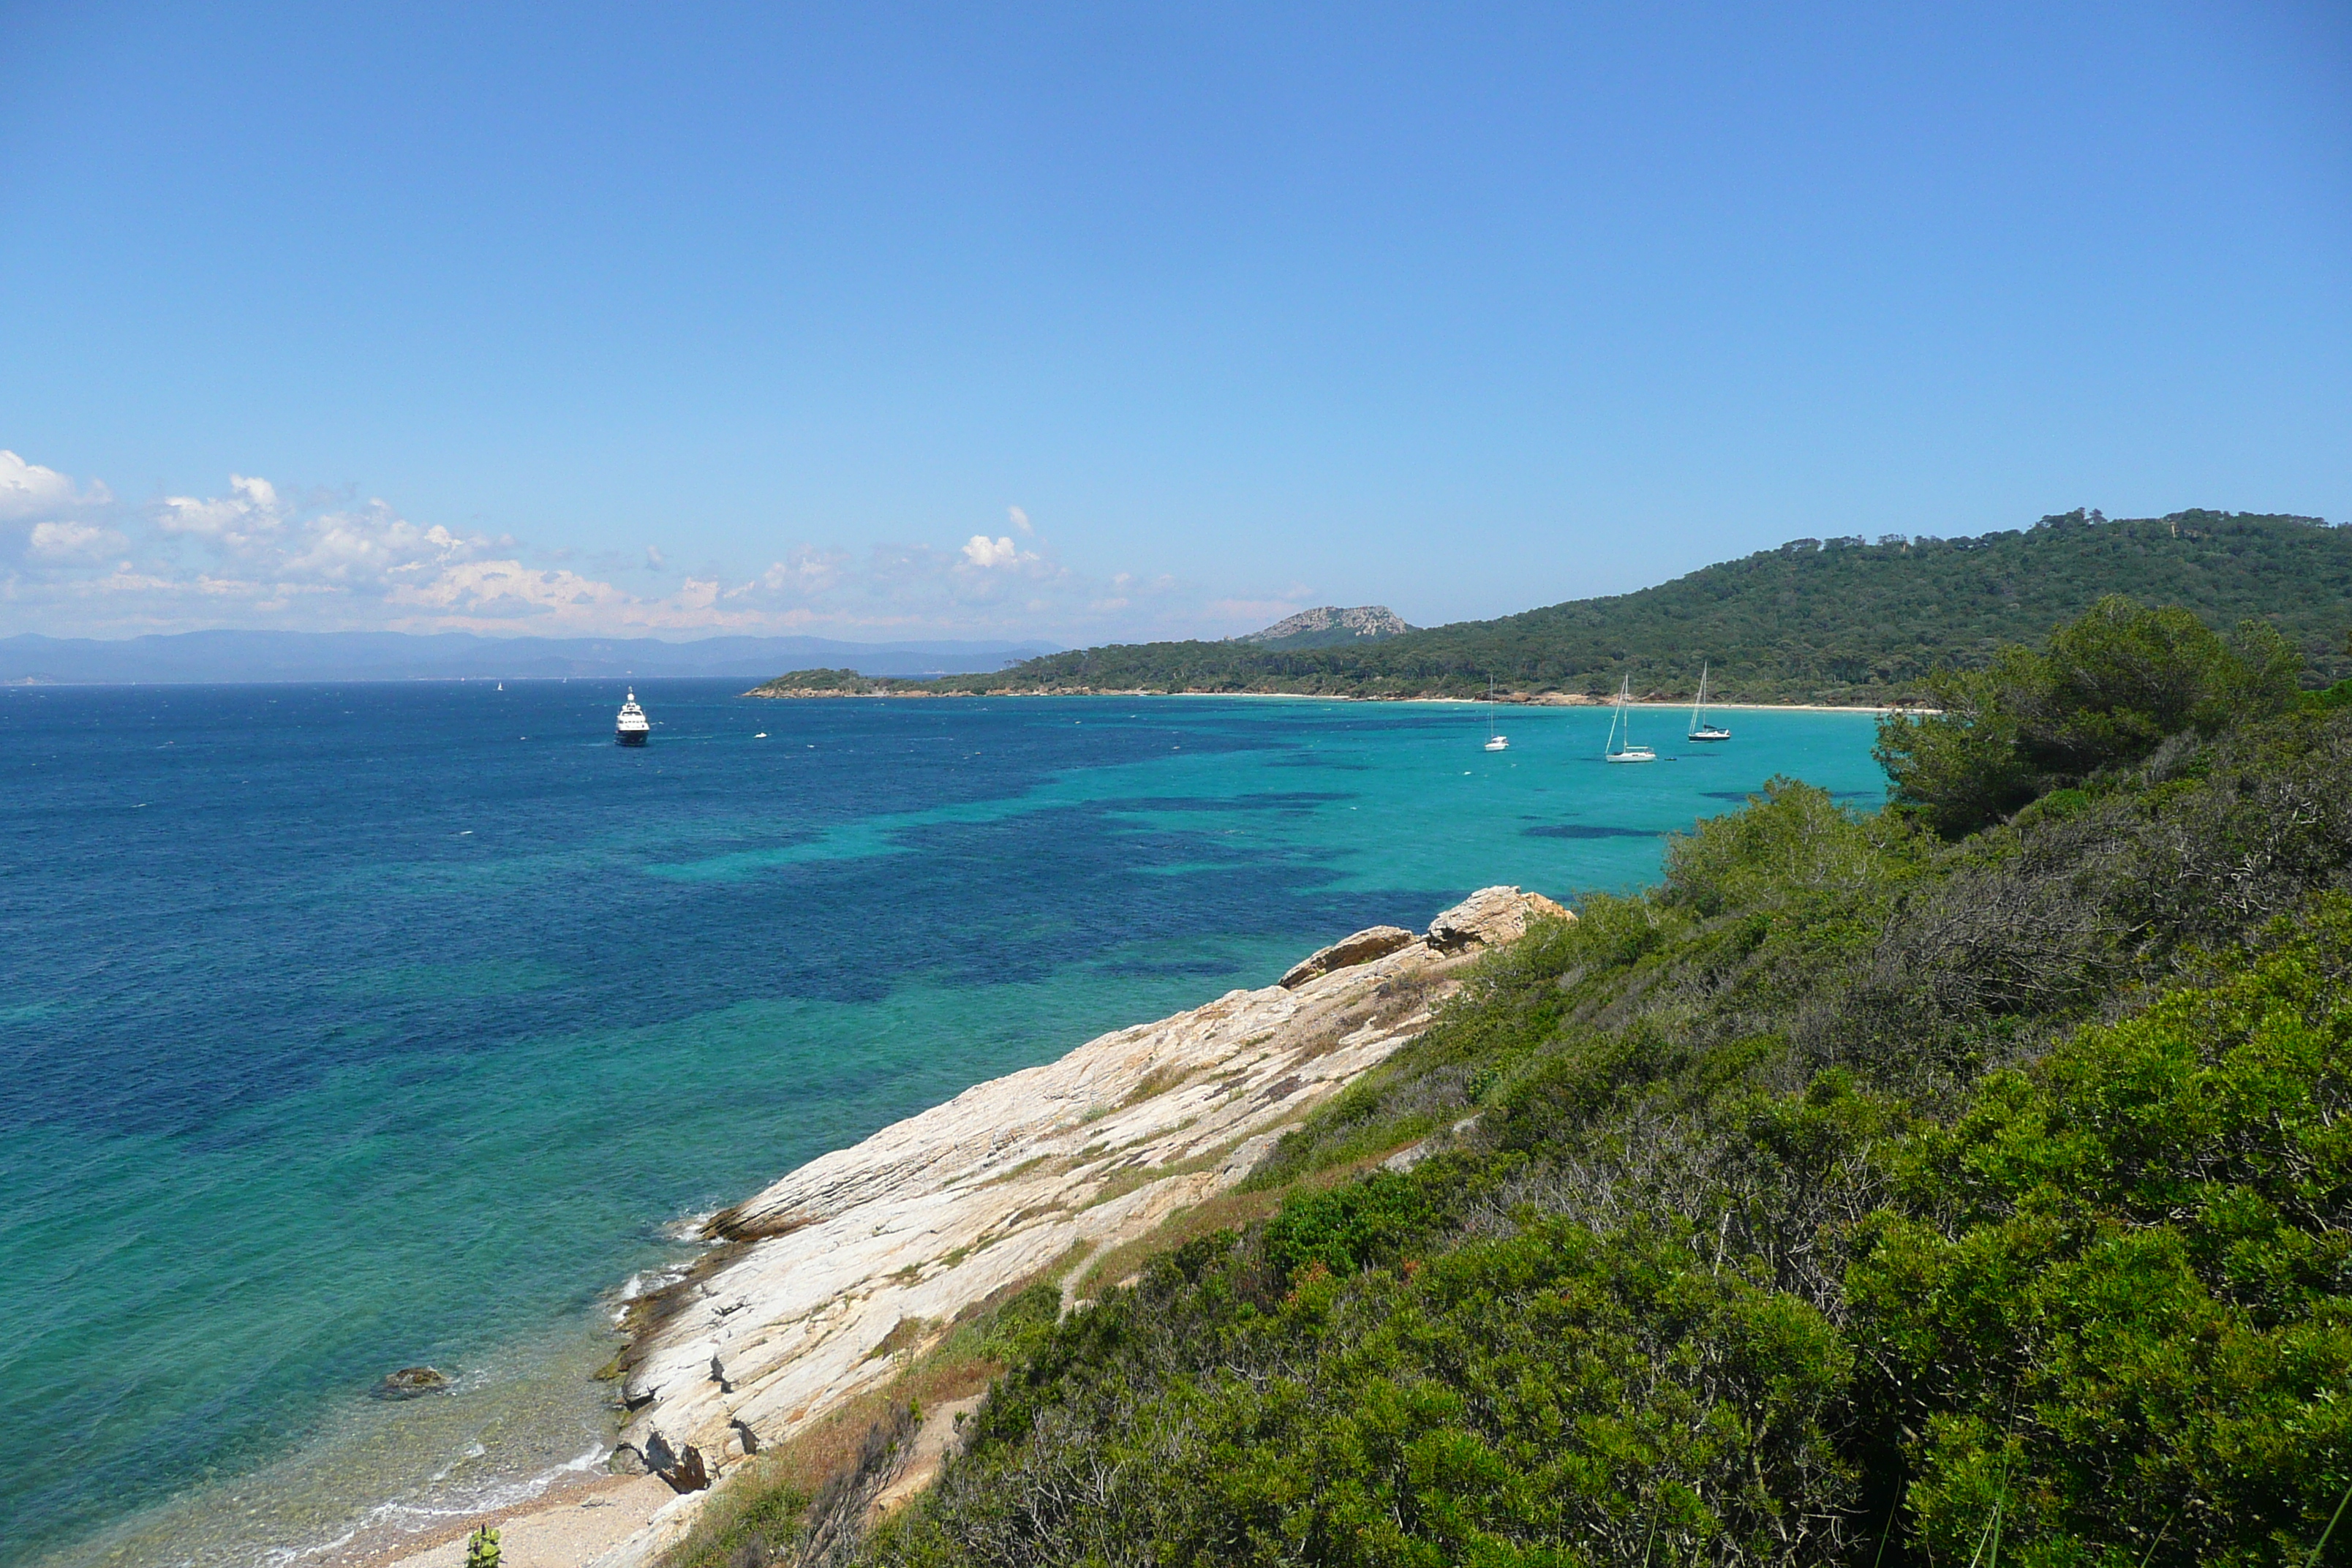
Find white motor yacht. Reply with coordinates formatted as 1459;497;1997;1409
615;689;650;746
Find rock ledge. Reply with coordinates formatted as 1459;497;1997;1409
581;886;1569;1567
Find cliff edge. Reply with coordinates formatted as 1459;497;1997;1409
577;886;1567;1567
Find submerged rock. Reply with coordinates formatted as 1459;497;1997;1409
372;1365;451;1400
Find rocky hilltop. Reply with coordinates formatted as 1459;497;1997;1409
1235;605;1415;648
565;886;1564;1567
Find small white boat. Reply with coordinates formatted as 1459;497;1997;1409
1687;662;1730;742
1483;678;1509;752
1604;674;1656;764
615;689;650;746
496;682;503;691
753;732;767;739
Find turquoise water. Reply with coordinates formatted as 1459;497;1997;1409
0;684;1885;1564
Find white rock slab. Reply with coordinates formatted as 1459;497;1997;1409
603;887;1568;1555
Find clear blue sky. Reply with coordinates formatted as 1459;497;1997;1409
2;1;2346;643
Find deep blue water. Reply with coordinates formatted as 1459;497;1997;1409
0;682;1886;1565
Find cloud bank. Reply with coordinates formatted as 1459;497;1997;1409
0;450;1319;641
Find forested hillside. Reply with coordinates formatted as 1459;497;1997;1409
686;600;2352;1568
900;510;2351;704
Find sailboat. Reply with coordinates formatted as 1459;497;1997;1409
1686;663;1730;742
1604;674;1657;764
1483;679;1509;752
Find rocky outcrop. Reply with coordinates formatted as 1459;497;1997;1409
591;886;1569;1565
1236;606;1415;647
659;1445;710;1495
1425;884;1572;951
1275;888;1571;984
1278;924;1417;988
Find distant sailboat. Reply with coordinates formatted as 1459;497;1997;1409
496;682;503;692
1604;674;1657;764
1483;679;1509;752
1686;663;1730;742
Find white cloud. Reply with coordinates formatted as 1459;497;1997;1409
754;548;845;596
0;451;1308;642
277;503;486;585
961;533;1029;568
391;559;627;615
27;520;123;561
156;473;286;546
0;450;111;523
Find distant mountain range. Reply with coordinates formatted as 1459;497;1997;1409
795;510;2351;704
0;630;1061;685
1235;606;1415;649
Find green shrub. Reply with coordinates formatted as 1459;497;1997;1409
873;1222;1854;1568
1847;899;2352;1565
1258;1172;1442;1281
1877;596;2303;837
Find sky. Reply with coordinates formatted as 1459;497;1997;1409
1;1;2347;644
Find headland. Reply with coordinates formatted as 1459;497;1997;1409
373;886;1568;1568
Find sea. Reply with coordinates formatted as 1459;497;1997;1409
0;682;1886;1567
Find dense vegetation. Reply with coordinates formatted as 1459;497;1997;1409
1875;595;2307;839
688;600;2352;1567
770;511;2349;705
744;667;913;696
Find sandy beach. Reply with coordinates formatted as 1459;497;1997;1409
746;683;1909;712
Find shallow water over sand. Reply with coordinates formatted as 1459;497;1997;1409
0;683;1883;1565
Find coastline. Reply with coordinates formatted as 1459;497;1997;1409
744;683;1907;714
24;688;1899;1568
379;886;1567;1568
